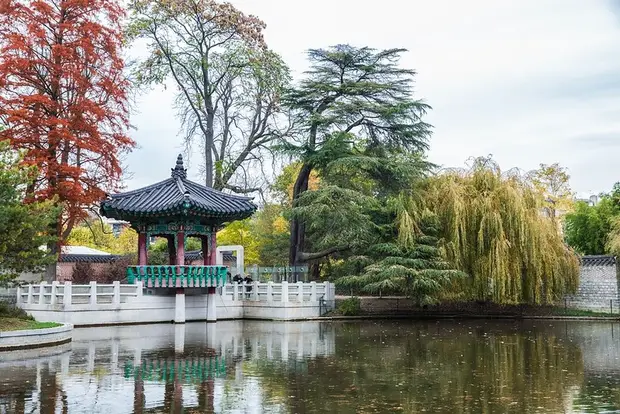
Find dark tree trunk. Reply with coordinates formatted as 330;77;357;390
205;109;214;188
289;163;312;266
311;262;321;281
44;220;60;282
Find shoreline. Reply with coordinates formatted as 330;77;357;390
0;323;73;351
314;314;620;321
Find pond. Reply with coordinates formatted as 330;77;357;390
1;319;620;413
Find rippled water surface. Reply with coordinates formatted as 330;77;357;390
1;320;620;413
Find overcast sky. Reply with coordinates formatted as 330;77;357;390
127;0;620;197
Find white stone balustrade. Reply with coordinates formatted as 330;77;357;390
18;281;144;308
16;281;336;326
18;281;334;307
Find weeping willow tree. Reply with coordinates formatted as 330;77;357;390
605;216;620;256
423;157;579;305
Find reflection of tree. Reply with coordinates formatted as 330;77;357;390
249;322;586;413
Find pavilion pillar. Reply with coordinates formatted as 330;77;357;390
167;235;177;265
138;232;148;266
174;230;186;324
209;227;217;265
201;236;210;266
207;229;217;322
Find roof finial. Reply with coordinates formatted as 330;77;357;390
171;154;187;179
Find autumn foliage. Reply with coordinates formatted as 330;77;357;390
0;0;135;243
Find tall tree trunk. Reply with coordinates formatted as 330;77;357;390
44;216;62;282
205;107;214;188
289;163;312;266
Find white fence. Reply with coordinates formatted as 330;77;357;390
220;281;334;303
18;281;335;308
17;281;142;307
16;281;336;325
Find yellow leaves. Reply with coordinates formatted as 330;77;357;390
66;222;137;255
217;219;260;266
424;158;579;304
273;216;288;234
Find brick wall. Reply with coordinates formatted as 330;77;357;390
564;256;619;313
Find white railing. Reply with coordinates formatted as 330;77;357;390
222;281;335;303
17;281;335;308
17;281;143;308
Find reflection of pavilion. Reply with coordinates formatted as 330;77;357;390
124;355;227;383
0;321;336;413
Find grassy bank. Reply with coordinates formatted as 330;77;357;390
0;318;60;332
0;301;59;332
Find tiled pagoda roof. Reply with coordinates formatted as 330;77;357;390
100;155;257;224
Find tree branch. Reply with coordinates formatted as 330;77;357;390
298;245;350;262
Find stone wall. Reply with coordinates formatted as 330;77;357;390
565;256;620;313
335;296;417;314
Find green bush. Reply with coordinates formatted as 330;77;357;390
0;301;33;320
338;297;361;316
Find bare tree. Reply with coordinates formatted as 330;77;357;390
127;0;290;192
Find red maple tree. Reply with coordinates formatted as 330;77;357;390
0;0;135;246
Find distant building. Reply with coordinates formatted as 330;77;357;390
575;195;599;206
101;217;130;237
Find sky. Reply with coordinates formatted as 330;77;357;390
127;0;620;197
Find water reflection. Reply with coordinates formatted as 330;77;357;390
0;320;619;413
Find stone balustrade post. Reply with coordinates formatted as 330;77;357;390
63;282;72;310
38;281;47;305
136;281;143;297
89;281;97;306
323;281;330;301
16;286;21;306
252;281;259;301
281;281;289;303
297;281;304;303
310;281;317;302
113;281;121;307
266;281;274;302
27;285;33;305
233;282;239;301
50;281;59;305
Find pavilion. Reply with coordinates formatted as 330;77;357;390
100;155;257;323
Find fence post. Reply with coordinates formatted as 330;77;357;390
252;281;259;301
63;282;72;310
16;285;22;306
310;281;317;302
297;281;304;303
266;281;274;302
38;281;47;305
113;281;121;307
89;281;97;306
27;284;33;305
281;281;289;303
233;282;239;301
50;281;59;305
